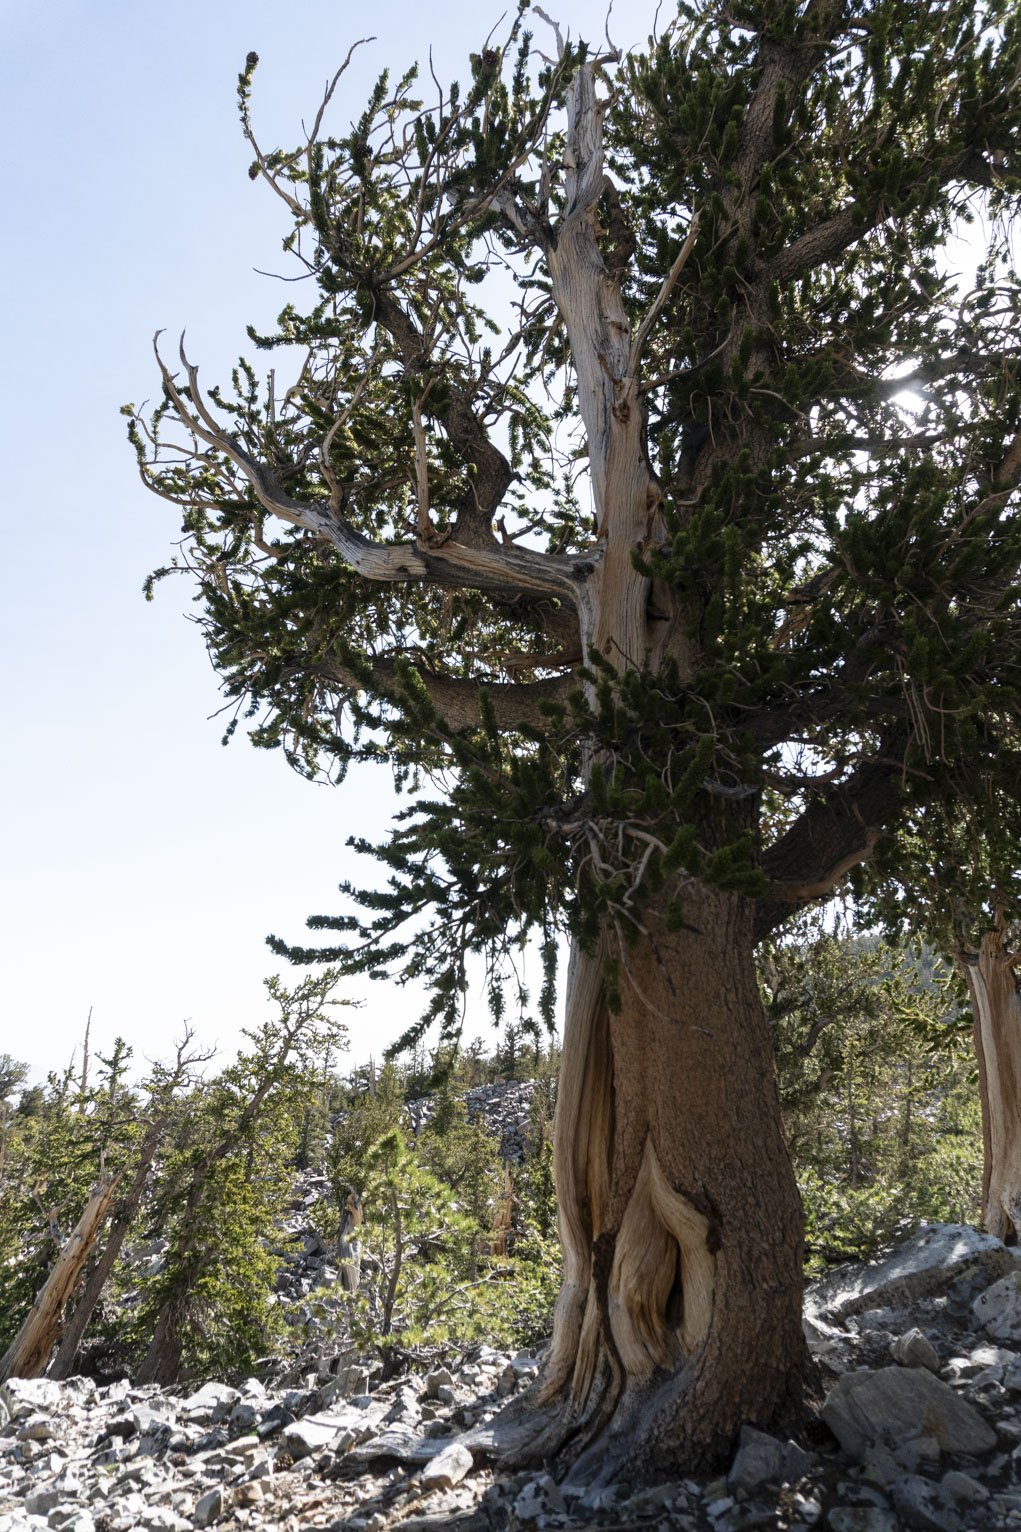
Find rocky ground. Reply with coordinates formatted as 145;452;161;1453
7;1224;1021;1530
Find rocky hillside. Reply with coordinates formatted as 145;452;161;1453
7;1224;1021;1530
405;1079;540;1166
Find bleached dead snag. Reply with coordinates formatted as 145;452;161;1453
489;1165;514;1259
337;1190;364;1293
959;916;1021;1244
50;1121;166;1379
0;1171;123;1383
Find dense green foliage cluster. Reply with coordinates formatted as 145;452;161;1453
128;0;1021;1051
0;975;348;1378
325;1049;562;1359
0;992;563;1382
766;924;982;1269
0;1043;138;1356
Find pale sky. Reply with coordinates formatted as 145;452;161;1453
1;0;659;1083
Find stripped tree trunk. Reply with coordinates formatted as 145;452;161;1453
959;916;1021;1244
337;1190;364;1293
50;1122;164;1379
490;1164;514;1259
0;1172;123;1383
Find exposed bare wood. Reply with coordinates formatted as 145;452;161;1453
0;1172;123;1383
50;1121;165;1379
153;336;600;618
489;1165;514;1259
609;1135;714;1375
959;922;1021;1243
338;1190;364;1294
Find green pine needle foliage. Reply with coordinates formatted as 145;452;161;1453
129;0;1021;1042
765;919;982;1271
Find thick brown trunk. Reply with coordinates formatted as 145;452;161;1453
0;1172;123;1383
507;887;809;1481
134;1298;185;1385
960;919;1021;1244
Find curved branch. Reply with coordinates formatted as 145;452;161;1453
768;150;996;287
154;335;600;617
754;751;907;941
765;828;881;904
315;652;573;732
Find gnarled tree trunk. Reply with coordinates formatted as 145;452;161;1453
494;888;808;1482
959;916;1021;1244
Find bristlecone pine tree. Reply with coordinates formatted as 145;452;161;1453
128;0;1021;1478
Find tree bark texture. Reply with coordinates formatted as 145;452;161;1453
0;1172;122;1384
504;888;808;1481
960;919;1021;1244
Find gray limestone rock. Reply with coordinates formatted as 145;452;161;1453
281;1415;345;1461
890;1328;941;1373
889;1474;962;1532
335;1364;371;1399
49;1513;95;1532
808;1225;1018;1325
418;1441;473;1490
24;1489;62;1515
424;1368;454;1401
822;1366;997;1459
973;1270;1021;1342
226;1401;259;1432
827;1509;899;1532
16;1416;56;1443
140;1513;192;1532
49;1507;95;1532
514;1473;567;1525
727;1426;816;1496
940;1469;989;1504
180;1385;238;1424
192;1487;226;1527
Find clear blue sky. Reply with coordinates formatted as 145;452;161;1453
1;0;658;1081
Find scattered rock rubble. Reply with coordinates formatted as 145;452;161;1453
405;1080;540;1165
12;1224;1021;1530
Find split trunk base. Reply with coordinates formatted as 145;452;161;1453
504;889;811;1479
